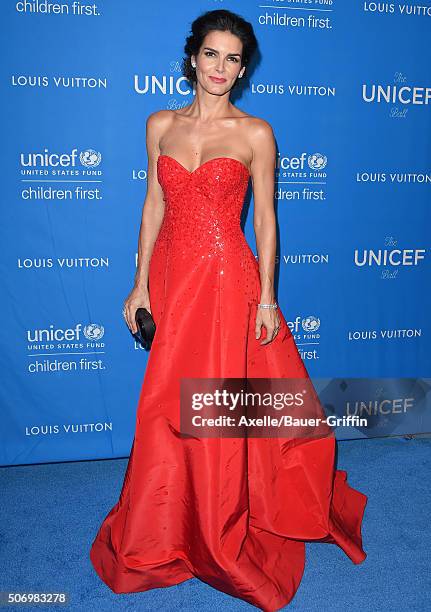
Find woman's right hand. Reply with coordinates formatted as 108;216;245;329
123;285;151;335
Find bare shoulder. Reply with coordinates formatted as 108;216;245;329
243;115;275;145
237;116;275;167
145;110;179;155
146;109;175;135
230;106;275;151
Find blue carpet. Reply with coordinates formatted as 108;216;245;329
0;436;430;611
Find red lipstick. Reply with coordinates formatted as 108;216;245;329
209;76;227;84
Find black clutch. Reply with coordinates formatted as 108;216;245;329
134;307;156;350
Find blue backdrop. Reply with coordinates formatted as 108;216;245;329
1;0;430;466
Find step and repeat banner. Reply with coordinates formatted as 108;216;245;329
1;1;430;465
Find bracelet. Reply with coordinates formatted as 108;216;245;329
258;302;278;309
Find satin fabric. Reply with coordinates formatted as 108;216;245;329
89;155;367;611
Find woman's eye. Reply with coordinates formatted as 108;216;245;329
202;51;239;63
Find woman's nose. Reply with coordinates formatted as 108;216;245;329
215;59;225;73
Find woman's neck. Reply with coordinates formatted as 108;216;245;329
184;85;232;122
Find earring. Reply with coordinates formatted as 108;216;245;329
191;61;196;69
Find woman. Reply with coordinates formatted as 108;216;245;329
90;9;367;611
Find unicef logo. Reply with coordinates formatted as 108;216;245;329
302;316;320;332
83;323;105;340
80;149;102;168
308;153;327;171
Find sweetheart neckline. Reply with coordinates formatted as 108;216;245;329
158;154;250;177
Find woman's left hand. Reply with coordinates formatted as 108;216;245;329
255;306;281;345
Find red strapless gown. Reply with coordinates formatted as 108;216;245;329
89;155;367;611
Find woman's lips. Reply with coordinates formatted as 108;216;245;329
209;76;227;83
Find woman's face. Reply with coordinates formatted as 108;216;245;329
192;30;245;95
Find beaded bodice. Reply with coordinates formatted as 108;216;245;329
155;155;250;259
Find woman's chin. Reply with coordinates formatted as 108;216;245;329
207;82;231;95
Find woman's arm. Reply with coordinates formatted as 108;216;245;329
123;111;168;334
133;112;167;290
249;119;280;345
